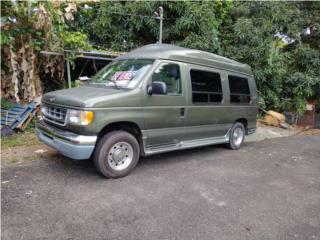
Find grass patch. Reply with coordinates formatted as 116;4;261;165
1;98;39;150
1;98;15;109
1;128;40;150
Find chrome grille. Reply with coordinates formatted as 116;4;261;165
42;104;67;125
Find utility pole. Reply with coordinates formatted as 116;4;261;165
155;6;163;44
66;57;72;89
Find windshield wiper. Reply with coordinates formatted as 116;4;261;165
106;79;121;89
86;78;122;89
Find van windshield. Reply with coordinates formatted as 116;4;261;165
89;59;154;89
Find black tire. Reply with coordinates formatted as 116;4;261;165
93;131;140;178
227;122;245;150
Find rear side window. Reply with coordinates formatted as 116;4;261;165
228;75;251;103
190;69;223;103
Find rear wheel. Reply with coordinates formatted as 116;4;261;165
227;122;245;150
93;131;140;178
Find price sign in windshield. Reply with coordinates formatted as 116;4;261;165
111;71;135;81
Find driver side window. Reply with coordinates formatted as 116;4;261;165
152;63;181;95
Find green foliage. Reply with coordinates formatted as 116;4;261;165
2;1;319;115
1;98;15;109
1;1;93;100
220;1;320;115
70;1;232;53
1;128;39;150
1;1;92;53
60;31;91;50
0;31;12;45
59;31;92;63
69;1;319;115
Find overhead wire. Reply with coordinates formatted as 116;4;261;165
82;7;180;20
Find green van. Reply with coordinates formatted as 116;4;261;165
36;44;258;178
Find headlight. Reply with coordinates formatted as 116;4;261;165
41;105;47;116
40;105;47;120
68;110;94;125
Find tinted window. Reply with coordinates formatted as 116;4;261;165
152;63;181;94
228;75;251;103
190;69;222;103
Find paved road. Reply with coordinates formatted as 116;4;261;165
2;136;320;240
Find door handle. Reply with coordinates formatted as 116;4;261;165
180;107;185;117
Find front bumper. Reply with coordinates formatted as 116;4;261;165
35;120;97;160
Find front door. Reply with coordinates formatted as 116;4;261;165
143;61;186;147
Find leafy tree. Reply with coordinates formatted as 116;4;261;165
1;1;91;101
71;1;319;115
70;1;232;53
220;1;320;114
2;0;319;117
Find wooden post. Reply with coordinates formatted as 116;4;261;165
66;58;71;88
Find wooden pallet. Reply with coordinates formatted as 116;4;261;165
0;102;37;131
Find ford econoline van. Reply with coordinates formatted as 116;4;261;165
36;44;258;178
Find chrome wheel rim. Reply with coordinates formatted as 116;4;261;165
232;127;244;146
107;142;133;171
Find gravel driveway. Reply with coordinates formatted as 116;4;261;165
2;135;320;240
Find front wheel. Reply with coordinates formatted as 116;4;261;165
227;122;245;150
93;131;140;178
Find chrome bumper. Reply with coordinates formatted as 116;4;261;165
35;120;97;160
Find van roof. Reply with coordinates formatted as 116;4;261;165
116;44;252;76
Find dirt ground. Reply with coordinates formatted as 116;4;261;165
297;128;320;136
1;144;57;166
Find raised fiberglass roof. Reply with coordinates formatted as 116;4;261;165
116;44;252;75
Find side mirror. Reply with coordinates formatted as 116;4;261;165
147;81;167;95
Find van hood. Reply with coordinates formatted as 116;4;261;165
42;86;124;108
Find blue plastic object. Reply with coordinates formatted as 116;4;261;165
1;102;37;130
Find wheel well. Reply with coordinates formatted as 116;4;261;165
97;122;142;144
235;118;248;134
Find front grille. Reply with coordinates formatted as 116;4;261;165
42;104;67;125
